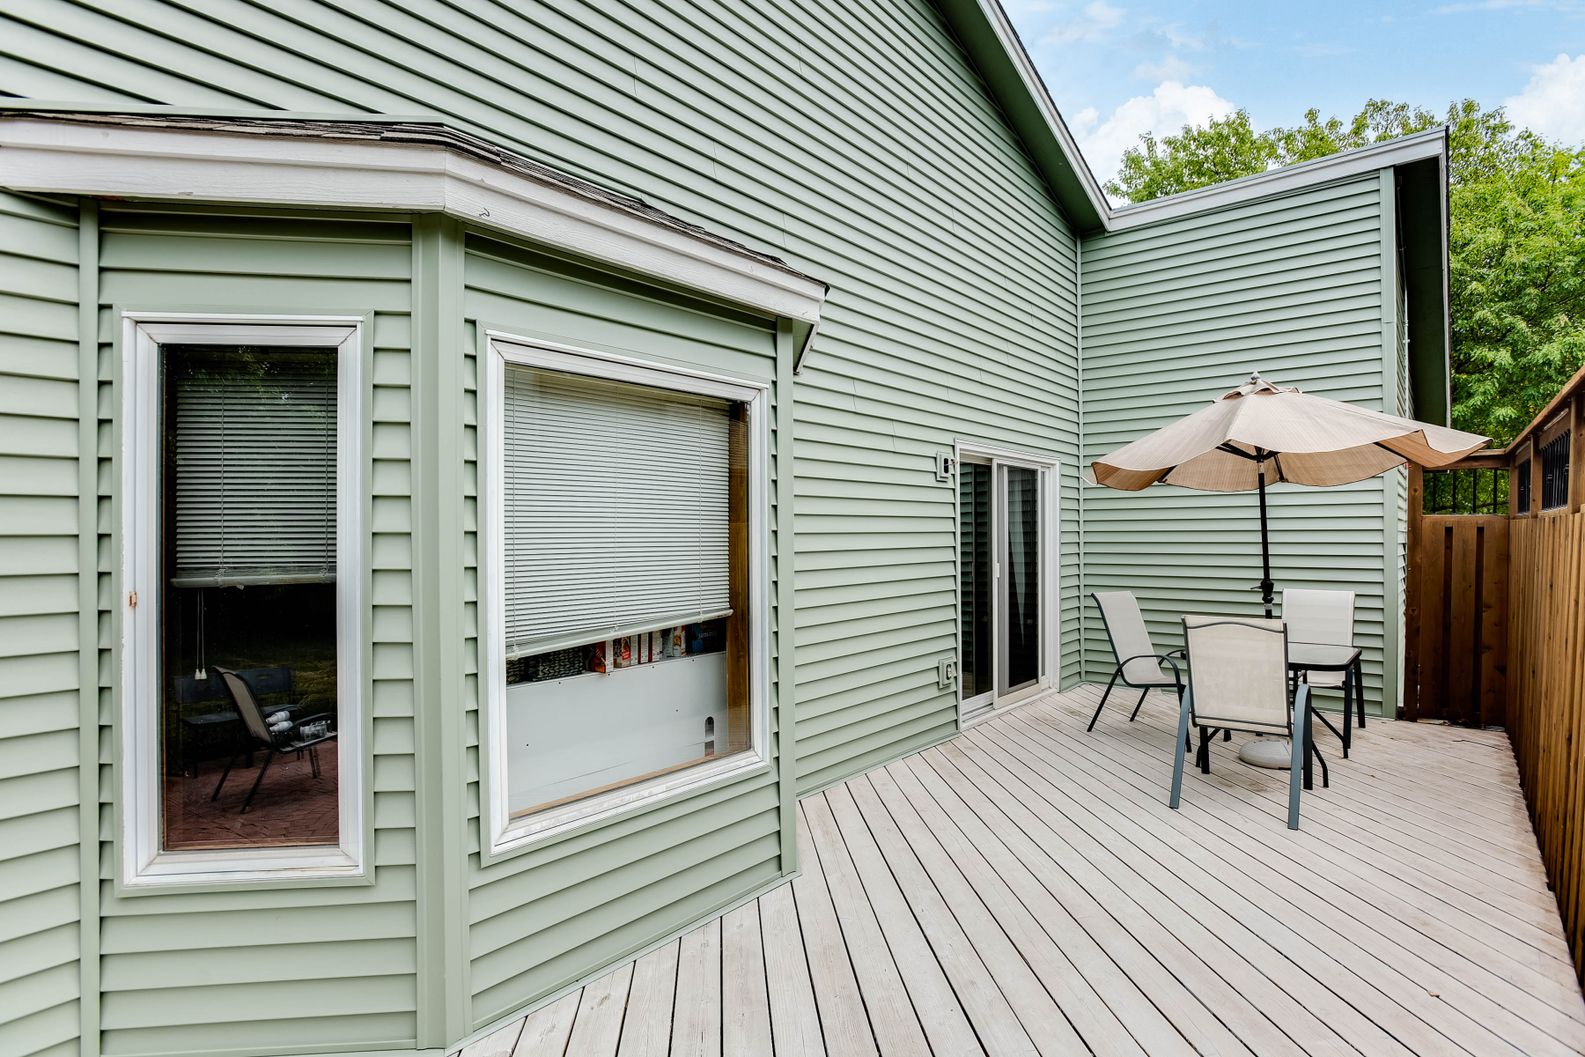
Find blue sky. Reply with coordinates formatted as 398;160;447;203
1001;0;1585;193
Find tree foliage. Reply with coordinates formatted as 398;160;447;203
1108;99;1585;445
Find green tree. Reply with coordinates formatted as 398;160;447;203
1107;99;1585;445
1450;140;1585;442
1109;110;1276;201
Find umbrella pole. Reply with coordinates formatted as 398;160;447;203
1257;451;1274;618
1239;448;1291;771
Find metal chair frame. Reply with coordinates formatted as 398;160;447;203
210;666;337;814
1088;590;1188;731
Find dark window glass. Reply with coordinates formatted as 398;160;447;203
1541;433;1571;511
160;345;340;851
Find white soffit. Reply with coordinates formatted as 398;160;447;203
0;114;827;326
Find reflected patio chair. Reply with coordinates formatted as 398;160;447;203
1170;615;1313;830
1282;588;1362;732
1088;590;1186;731
210;666;337;814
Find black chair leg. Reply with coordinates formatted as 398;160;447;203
1222;728;1231;741
241;751;276;814
1088;669;1121;732
211;750;240;801
1198;727;1212;773
1356;662;1366;728
1129;687;1149;720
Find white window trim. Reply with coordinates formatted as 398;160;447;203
119;313;366;889
479;332;772;858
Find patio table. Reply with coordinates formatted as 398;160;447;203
1288;641;1364;759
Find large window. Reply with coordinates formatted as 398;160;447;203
483;338;767;850
122;317;363;886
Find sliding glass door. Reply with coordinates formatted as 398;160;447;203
958;453;1051;721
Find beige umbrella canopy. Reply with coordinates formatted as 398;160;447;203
1091;374;1490;492
1089;373;1490;615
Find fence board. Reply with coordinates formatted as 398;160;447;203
1506;511;1585;982
1408;516;1507;726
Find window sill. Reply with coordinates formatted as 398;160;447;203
484;751;770;865
117;844;368;896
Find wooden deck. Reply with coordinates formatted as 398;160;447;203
459;685;1585;1057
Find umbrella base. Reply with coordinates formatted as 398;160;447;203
1238;735;1293;769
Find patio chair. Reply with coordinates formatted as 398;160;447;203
1088;590;1186;731
1170;615;1313;829
210;666;337;814
1282;588;1363;730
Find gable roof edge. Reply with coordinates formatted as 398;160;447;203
934;3;1451;239
935;0;1110;231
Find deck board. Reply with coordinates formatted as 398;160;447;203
472;686;1585;1057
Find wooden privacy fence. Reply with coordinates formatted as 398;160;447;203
1403;513;1508;726
1507;510;1585;979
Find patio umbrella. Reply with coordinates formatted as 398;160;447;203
1088;373;1489;617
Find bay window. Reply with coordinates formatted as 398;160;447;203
483;337;767;850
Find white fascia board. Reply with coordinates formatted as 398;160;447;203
1104;127;1449;231
970;0;1112;224
0;116;826;325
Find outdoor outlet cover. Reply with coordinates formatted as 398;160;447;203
935;452;955;481
937;657;957;688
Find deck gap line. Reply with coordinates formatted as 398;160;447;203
801;793;914;1057
827;779;995;1057
863;763;1095;1057
811;790;946;1057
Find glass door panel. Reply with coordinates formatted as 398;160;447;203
959;460;994;708
999;465;1041;696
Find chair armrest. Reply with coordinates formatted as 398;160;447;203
1117;652;1185;686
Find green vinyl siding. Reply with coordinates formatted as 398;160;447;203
1080;176;1401;715
0;191;83;1057
459;234;786;1030
92;207;421;1056
0;0;1085;794
0;3;1444;1056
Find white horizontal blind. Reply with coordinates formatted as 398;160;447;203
170;346;337;587
504;364;733;657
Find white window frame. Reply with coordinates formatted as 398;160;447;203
119;313;366;889
480;332;772;858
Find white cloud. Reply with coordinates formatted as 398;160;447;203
1039;1;1124;45
1070;81;1238;194
1505;53;1585;143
